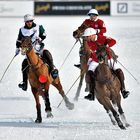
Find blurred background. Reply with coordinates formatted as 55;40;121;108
0;0;140;17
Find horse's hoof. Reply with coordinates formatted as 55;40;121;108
35;118;42;123
63;96;74;110
46;111;53;118
74;97;78;101
125;123;131;127
112;120;117;125
66;102;74;110
119;125;126;130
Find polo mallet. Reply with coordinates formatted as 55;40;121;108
59;39;78;71
0;54;17;83
117;60;139;84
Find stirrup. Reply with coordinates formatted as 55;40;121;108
51;69;58;79
18;82;27;91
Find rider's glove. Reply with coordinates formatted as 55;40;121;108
87;58;92;65
15;48;20;56
73;29;81;39
36;37;42;44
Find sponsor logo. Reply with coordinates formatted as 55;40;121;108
117;3;128;13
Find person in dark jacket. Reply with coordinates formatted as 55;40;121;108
15;14;58;91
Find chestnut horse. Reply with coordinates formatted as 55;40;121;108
20;35;74;123
95;46;130;129
74;39;91;100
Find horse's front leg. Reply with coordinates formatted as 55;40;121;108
102;102;117;125
52;80;74;110
43;89;53;118
31;87;42;123
116;102;130;127
109;103;126;129
99;97;125;129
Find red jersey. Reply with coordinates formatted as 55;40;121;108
82;19;106;35
87;35;116;62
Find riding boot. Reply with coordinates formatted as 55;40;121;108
42;50;58;79
84;70;95;101
74;64;81;69
115;69;130;99
18;59;28;91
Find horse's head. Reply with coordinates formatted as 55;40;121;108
95;45;112;83
96;45;108;64
20;36;32;55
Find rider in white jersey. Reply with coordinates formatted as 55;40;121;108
15;14;58;91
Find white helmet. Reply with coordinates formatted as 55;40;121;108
24;14;34;22
83;28;97;37
87;9;99;16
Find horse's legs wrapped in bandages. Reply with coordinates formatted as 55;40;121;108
63;95;74;110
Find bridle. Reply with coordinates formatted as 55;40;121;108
96;45;108;63
20;37;33;55
95;46;116;84
20;37;42;70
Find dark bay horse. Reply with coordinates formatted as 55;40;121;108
74;39;91;100
20;36;74;123
95;46;130;129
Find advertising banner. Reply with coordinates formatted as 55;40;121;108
0;1;34;17
35;1;110;16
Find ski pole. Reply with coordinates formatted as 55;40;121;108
59;39;78;71
0;54;17;83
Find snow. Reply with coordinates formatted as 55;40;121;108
0;16;140;140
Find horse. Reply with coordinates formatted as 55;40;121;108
19;35;74;123
74;39;91;100
94;45;130;129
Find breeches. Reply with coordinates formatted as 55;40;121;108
88;58;120;72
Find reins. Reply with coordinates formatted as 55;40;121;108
95;62;116;85
27;54;40;70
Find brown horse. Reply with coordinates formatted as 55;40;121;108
74;39;91;100
95;46;130;129
20;35;74;123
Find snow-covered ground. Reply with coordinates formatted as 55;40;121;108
0;16;140;140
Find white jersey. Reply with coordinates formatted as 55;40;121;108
20;25;41;53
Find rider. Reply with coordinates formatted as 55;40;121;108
82;28;130;100
15;14;58;91
73;9;106;68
